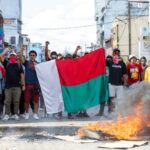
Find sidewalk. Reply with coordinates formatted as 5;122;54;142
0;106;149;150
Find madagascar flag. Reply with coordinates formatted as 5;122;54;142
36;48;108;114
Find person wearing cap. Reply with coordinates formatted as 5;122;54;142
113;48;120;56
2;50;25;121
127;55;143;86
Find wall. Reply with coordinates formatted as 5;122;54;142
95;0;149;48
0;0;22;51
112;16;149;59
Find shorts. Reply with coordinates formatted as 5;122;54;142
24;84;40;103
109;84;123;99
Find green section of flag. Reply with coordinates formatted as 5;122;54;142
62;75;108;113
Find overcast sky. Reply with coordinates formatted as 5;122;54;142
22;0;96;53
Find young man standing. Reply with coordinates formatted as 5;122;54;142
20;45;40;120
3;51;25;120
107;52;127;113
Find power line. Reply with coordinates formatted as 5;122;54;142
3;13;149;31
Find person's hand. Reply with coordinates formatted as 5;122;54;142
21;45;26;50
4;47;10;53
2;47;10;56
22;85;25;91
76;45;81;51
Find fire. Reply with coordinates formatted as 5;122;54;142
78;101;150;140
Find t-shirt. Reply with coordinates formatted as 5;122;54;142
107;61;127;85
127;63;143;84
5;62;24;88
144;67;150;81
24;60;39;84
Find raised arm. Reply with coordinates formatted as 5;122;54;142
20;72;25;91
73;45;81;56
45;41;50;61
1;47;10;56
0;46;10;62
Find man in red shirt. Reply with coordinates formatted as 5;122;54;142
127;55;143;85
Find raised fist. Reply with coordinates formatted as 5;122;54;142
76;45;81;50
46;41;50;45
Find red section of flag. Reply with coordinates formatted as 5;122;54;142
56;48;106;86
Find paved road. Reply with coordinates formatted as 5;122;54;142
0;106;150;150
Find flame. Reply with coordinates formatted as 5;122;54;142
78;101;150;140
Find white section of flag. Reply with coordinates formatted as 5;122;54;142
35;60;64;114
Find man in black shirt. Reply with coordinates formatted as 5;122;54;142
107;53;127;113
3;52;25;120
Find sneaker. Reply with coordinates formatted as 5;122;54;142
0;113;3;119
20;114;26;119
53;113;61;120
95;112;103;117
2;114;9;121
24;113;29;120
68;113;74;119
82;112;89;118
10;115;15;120
14;114;19;120
33;113;39;120
76;112;83;118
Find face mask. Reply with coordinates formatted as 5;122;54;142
9;55;17;64
113;55;119;64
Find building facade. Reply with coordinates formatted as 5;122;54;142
112;16;149;60
0;0;22;51
95;0;149;51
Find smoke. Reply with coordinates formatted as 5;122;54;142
115;81;150;117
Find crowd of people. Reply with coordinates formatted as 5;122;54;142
0;41;149;121
97;49;148;117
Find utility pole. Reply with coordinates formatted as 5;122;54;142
128;1;132;55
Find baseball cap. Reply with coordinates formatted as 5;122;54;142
8;51;17;58
113;48;120;53
129;54;137;60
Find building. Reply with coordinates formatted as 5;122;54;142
95;0;106;47
95;0;149;51
112;15;149;60
28;43;43;63
0;0;22;51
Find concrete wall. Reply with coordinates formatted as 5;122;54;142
95;0;149;48
112;16;149;58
